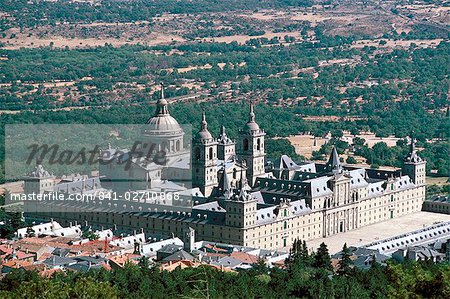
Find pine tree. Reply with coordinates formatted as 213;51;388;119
300;240;311;266
287;239;312;270
337;243;353;276
313;242;332;271
285;239;296;267
370;254;378;270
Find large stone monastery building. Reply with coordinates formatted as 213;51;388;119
23;90;426;249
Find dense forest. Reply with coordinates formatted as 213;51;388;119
0;241;449;298
1;38;449;113
0;0;313;30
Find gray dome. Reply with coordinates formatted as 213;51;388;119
197;130;213;140
243;102;261;132
244;121;260;132
196;111;213;140
145;114;182;134
143;87;183;136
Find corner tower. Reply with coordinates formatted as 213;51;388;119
402;131;426;185
237;102;266;186
192;110;218;197
223;180;257;228
23;162;55;195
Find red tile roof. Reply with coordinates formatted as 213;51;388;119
2;260;33;269
230;251;259;264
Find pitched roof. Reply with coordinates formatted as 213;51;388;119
2;260;33;269
52;247;70;257
66;261;103;272
107;253;140;267
212;256;242;268
160;260;194;271
162;250;195;262
43;255;77;267
230;251;259;264
158;244;183;255
0;245;13;257
218;167;232;198
326;146;342;173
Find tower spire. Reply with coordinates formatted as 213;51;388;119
404;129;423;164
410;129;416;153
243;100;261;133
201;108;208;131
218;113;232;144
221;113;226;135
328;146;342;174
402;129;426;185
220;164;232;198
155;83;168;115
249;101;255;122
239;166;248;190
196;108;213;141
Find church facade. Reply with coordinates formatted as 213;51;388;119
21;90;427;250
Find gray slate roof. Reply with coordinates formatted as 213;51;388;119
162;250;195;262
43;255;77;267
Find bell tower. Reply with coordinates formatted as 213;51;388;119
192;110;218;197
237;102;266;186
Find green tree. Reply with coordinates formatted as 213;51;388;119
313;242;332;271
346;156;357;164
337;243;353;276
